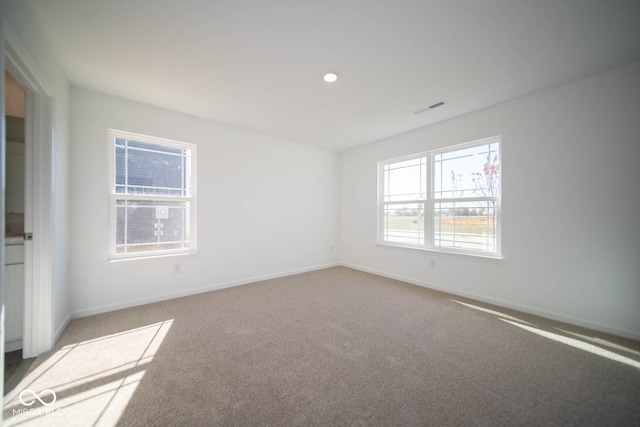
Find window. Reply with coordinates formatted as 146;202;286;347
108;130;197;260
379;137;500;257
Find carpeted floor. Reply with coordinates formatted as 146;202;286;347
3;266;640;426
3;350;35;397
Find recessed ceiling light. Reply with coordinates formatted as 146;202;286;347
323;71;339;83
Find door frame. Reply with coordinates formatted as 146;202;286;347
3;22;55;358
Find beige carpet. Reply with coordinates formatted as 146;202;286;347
3;266;640;426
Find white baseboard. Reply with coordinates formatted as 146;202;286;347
4;338;22;352
55;313;72;343
340;262;640;341
65;260;639;341
71;262;339;320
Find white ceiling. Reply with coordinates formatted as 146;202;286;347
28;0;640;152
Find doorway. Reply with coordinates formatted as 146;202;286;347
4;70;35;394
3;26;55;361
4;71;26;352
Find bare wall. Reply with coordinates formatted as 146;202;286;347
69;87;339;316
339;61;640;340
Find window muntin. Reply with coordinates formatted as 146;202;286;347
433;201;498;253
379;137;501;257
109;130;196;260
383;157;427;202
434;142;500;199
383;202;425;246
115;138;189;196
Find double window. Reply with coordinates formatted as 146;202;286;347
108;130;197;260
379;137;501;257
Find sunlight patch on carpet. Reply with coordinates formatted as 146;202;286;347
555;328;640;357
501;319;640;370
450;299;534;325
3;320;173;426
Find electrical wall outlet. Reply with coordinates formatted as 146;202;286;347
174;263;182;273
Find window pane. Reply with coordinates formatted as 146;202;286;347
383;202;424;245
115;199;191;254
383;157;427;202
434;201;497;253
115;139;191;196
115;146;126;193
126;139;184;155
434;143;500;199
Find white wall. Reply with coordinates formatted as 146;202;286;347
69;87;338;316
2;0;71;341
339;61;640;340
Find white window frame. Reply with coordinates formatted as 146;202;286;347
378;136;501;258
107;129;197;261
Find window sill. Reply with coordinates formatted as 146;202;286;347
106;250;199;266
376;242;503;263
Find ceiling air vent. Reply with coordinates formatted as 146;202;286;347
413;100;445;115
